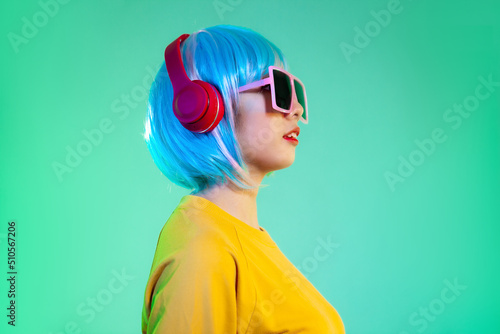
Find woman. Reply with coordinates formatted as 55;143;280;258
141;24;345;333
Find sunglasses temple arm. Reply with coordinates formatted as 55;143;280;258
237;77;272;92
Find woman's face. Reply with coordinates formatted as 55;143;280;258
235;80;304;178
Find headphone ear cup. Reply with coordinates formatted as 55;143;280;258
164;33;225;133
178;80;224;133
197;81;225;132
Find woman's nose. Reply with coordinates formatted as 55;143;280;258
285;91;304;121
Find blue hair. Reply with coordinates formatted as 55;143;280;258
143;25;288;193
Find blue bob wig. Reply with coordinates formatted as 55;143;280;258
143;25;289;194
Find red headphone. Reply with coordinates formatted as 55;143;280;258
164;34;225;133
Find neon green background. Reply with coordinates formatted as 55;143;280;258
1;0;499;333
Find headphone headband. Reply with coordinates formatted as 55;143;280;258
164;34;191;96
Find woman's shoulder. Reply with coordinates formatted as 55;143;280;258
153;200;241;262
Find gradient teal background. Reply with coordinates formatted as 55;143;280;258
1;0;499;333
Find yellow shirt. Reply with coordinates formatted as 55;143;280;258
141;195;345;333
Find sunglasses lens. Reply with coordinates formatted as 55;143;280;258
294;79;307;122
273;69;292;110
272;69;307;123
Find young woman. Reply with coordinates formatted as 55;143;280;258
141;24;345;333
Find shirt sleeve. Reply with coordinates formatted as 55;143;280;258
145;235;238;334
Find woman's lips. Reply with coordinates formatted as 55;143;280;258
283;136;299;145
